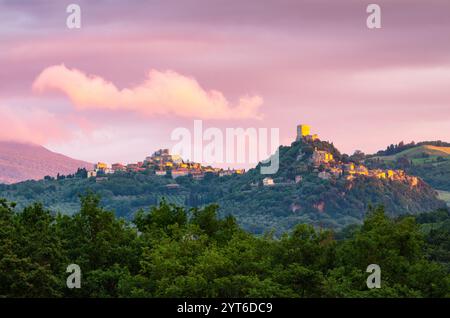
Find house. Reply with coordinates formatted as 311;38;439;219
311;148;333;166
95;162;108;170
155;170;167;176
126;163;139;172
172;169;189;179
191;171;205;180
329;168;342;178
219;169;233;177
263;177;275;186
355;165;369;176
318;171;331;180
343;163;355;173
171;155;183;164
111;163;126;172
87;170;97;178
295;175;303;184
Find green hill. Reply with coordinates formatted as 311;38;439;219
367;142;450;191
373;145;450;164
437;190;450;207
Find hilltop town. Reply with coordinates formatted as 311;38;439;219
261;124;420;188
86;124;421;189
87;149;245;181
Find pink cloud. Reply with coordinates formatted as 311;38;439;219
0;104;71;144
33;64;263;120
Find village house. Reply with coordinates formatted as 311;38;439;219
87;170;97;178
318;171;331;180
155;170;167;176
191;171;205;180
329;167;343;178
171;168;189;179
311;148;334;166
355;165;369;176
263;177;275;186
111;163;126;172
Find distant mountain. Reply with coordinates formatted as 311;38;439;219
0;141;93;184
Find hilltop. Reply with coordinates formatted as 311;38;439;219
366;141;450;195
214;129;445;233
0;141;93;184
372;144;450;163
0;125;445;234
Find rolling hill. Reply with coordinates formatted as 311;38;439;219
367;142;450;192
0;141;93;184
372;145;450;163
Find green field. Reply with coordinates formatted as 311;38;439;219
437;190;450;206
373;145;450;163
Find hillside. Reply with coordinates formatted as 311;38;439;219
0;137;445;234
0;141;93;184
367;142;450;191
215;139;445;233
372;145;450;163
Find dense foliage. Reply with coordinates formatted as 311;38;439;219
0;194;449;298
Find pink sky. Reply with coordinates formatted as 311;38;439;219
1;0;449;167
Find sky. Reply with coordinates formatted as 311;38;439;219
1;0;449;168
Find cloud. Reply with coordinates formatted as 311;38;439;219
0;104;71;144
33;64;263;119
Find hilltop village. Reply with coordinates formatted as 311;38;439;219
87;149;245;181
261;124;420;188
86;124;420;188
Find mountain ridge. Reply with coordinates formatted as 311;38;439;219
0;141;93;184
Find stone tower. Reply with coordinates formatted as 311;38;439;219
296;124;311;141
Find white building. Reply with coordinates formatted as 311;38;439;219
155;170;167;176
318;171;331;180
263;177;275;186
87;170;97;178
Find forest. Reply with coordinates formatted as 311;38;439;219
0;194;449;298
